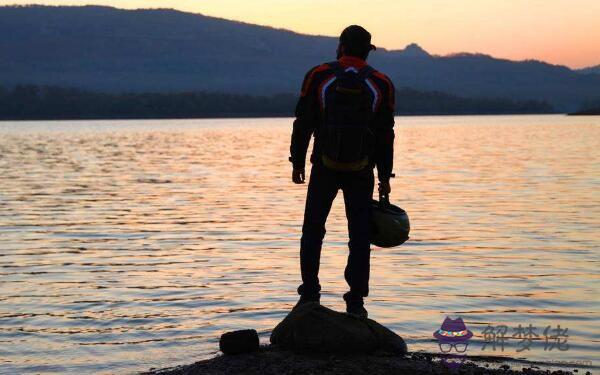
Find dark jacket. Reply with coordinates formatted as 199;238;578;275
289;55;396;182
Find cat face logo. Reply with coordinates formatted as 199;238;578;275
433;316;473;369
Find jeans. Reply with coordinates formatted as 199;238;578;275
297;163;374;301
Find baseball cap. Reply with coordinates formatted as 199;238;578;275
339;25;377;52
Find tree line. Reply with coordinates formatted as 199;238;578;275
0;85;554;120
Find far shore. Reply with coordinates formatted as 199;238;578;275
0;112;567;122
568;109;600;116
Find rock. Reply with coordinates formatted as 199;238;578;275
270;302;407;355
219;329;259;355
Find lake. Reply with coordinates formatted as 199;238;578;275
0;115;598;374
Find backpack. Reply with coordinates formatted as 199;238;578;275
320;61;376;172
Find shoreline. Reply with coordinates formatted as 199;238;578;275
0;112;566;122
143;346;595;375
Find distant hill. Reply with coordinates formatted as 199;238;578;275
577;65;600;75
0;5;599;111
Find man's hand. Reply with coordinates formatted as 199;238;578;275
378;181;391;195
292;168;305;184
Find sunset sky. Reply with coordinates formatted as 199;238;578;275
3;0;600;68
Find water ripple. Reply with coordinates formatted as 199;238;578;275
0;116;599;374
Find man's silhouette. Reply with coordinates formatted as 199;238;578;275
289;25;395;318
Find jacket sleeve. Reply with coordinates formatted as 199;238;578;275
289;67;320;170
373;75;396;182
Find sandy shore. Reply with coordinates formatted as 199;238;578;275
143;346;592;375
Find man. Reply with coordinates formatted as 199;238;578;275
289;25;395;318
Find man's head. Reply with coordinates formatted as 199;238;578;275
337;25;376;60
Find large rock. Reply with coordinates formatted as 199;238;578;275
270;302;407;355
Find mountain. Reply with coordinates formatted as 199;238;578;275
393;43;431;58
577;65;600;75
1;5;599;111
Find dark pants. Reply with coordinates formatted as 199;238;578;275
298;163;374;301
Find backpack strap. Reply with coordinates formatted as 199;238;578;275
328;61;375;81
327;61;345;78
357;65;375;81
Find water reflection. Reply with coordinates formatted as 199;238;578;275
0;115;598;374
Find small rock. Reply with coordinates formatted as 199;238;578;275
219;329;259;354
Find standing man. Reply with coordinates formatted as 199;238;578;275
289;25;396;318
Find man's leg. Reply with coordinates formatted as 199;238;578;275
341;168;374;308
298;164;338;301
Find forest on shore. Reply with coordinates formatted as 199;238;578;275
0;85;555;120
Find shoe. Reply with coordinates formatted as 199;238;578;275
346;303;368;318
293;295;320;311
344;292;368;318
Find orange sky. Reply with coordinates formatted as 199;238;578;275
3;0;599;68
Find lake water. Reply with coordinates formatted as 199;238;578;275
0;115;598;374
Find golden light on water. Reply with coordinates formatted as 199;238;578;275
1;116;598;372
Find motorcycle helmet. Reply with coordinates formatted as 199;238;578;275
370;195;410;248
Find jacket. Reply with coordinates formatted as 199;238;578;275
289;55;395;182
